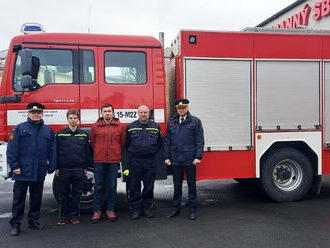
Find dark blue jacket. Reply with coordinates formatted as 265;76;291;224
126;120;162;158
6;118;56;182
163;112;204;166
56;127;93;169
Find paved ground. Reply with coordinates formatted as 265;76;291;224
1;175;330;248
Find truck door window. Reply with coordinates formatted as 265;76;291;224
80;50;95;83
13;49;73;91
104;51;146;84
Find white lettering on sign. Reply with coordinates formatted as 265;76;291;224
7;108;165;126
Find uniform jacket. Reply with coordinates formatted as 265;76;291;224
56;127;93;169
90;117;126;163
6;118;56;182
163;112;204;166
126;120;163;158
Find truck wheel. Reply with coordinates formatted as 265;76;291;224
261;148;313;202
52;167;94;214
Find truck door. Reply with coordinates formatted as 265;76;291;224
7;44;79;128
78;46;99;126
98;47;153;123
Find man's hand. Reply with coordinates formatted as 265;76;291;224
13;168;21;175
193;159;201;166
55;169;60;176
84;169;87;174
165;159;171;166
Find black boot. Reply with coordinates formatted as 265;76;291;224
10;225;20;236
28;220;44;230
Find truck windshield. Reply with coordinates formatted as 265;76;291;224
13;49;73;91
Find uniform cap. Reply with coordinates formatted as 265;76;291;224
27;102;45;112
175;98;189;107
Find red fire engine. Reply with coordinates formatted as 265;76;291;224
1;25;329;206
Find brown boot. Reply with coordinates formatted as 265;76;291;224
91;212;101;224
106;211;117;222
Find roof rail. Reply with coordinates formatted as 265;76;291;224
242;27;330;34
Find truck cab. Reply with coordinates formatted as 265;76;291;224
0;32;167;179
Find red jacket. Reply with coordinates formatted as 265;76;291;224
90;117;126;163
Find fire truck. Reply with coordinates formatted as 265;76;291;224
0;25;329;208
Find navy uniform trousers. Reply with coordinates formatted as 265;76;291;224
129;157;156;213
10;181;44;227
172;165;197;211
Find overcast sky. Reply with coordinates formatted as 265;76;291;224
0;0;292;50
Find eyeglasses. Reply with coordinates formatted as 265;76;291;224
29;111;43;115
176;106;187;110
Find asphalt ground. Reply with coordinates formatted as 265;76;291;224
1;175;330;248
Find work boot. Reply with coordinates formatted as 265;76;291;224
9;225;20;236
166;209;180;218
91;212;101;224
189;209;197;221
28;220;44;230
143;209;154;218
131;211;140;220
106;211;117;222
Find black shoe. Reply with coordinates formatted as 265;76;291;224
143;209;154;218
167;209;180;218
10;226;20;236
189;209;197;220
28;221;44;230
131;211;140;220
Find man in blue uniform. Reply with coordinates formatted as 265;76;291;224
55;109;92;226
126;105;162;219
164;99;204;220
7;102;56;236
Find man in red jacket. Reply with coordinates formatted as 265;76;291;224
90;103;126;223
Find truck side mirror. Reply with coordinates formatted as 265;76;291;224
21;75;32;89
21;49;32;75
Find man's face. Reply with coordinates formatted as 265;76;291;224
138;107;149;123
67;114;79;128
28;110;43;123
101;107;113;121
176;106;188;117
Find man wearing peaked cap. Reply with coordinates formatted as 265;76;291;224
164;98;204;220
27;102;45;112
7;102;56;236
175;98;189;107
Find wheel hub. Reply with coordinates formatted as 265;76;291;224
272;159;303;192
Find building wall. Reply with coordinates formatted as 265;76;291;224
261;0;330;30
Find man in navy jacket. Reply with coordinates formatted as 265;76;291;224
164;99;204;220
6;102;56;236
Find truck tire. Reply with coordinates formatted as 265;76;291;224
261;148;313;202
52;167;94;214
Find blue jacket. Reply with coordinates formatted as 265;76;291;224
56;127;93;169
6;118;56;182
164;112;204;166
126;120;163;158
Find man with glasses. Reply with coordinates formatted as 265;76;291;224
164;99;204;220
7;102;56;236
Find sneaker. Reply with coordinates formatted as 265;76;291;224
91;212;101;224
56;219;67;226
69;218;81;225
106;211;117;222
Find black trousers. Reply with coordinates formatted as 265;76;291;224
57;168;84;219
10;180;44;227
129;157;156;212
172;165;197;210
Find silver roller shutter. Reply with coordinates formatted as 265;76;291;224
185;58;252;151
256;60;320;130
324;61;330;147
